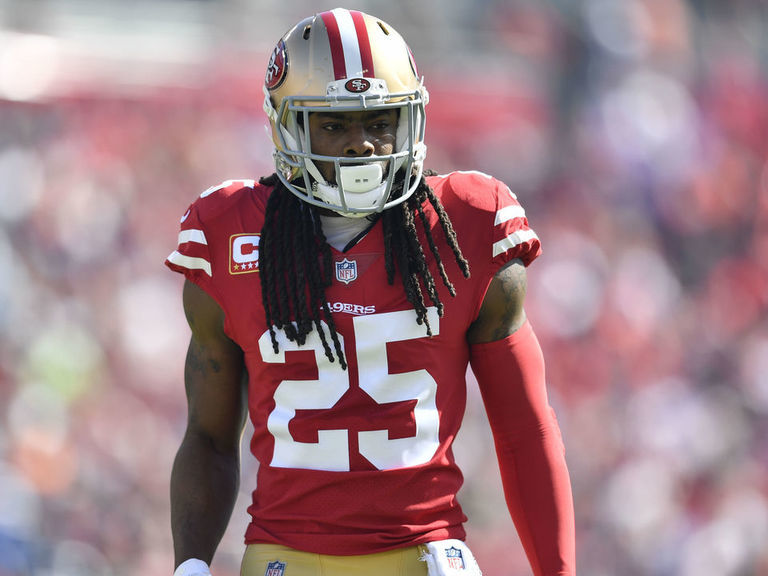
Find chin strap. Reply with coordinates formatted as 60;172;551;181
311;163;388;217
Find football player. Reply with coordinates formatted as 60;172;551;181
167;8;575;576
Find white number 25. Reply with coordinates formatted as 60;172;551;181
259;308;440;472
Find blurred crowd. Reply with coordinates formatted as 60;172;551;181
1;0;767;575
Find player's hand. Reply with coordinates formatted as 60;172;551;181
174;558;211;576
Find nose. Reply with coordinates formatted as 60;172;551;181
343;123;375;157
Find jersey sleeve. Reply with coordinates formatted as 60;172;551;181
490;178;542;269
165;198;215;290
164;179;258;295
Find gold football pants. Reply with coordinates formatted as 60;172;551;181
241;543;429;576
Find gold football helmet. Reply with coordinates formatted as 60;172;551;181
263;8;429;217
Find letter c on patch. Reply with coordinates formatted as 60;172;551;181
233;235;260;264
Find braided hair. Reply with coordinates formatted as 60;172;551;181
258;170;470;369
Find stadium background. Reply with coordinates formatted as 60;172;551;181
0;0;767;574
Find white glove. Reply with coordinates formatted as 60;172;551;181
174;558;212;576
420;540;483;576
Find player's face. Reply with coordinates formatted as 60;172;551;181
308;109;398;183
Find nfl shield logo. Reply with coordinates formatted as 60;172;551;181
445;547;465;570
264;560;285;576
335;258;358;284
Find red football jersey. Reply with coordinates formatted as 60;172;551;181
166;171;541;555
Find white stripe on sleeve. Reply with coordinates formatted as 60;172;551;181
494;204;526;225
178;229;208;245
167;250;212;277
492;229;539;258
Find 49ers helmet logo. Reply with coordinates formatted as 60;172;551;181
345;78;370;93
265;40;287;90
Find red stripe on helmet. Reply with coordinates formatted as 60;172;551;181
350;10;375;77
320;11;347;80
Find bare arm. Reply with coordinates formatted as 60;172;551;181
171;280;248;569
467;258;528;344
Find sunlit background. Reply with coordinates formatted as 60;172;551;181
1;0;767;575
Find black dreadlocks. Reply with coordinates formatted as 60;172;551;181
258;170;470;369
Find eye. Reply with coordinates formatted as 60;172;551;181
368;118;393;131
321;121;343;132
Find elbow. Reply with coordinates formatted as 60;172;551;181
493;407;565;456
